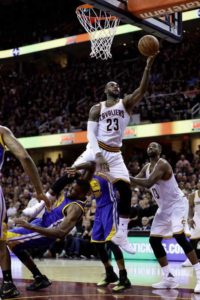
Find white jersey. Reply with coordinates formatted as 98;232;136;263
193;190;200;218
96;99;130;147
146;159;184;213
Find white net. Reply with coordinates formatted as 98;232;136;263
76;5;120;60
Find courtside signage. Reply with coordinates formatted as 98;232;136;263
18;118;200;149
114;237;186;261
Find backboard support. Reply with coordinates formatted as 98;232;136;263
80;0;182;42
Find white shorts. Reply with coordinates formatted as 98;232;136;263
73;144;130;183
190;215;200;240
150;197;190;238
0;186;7;240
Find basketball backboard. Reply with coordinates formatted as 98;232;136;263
80;0;182;42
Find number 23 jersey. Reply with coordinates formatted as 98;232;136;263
97;99;130;147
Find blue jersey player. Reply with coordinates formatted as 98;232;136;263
7;173;91;292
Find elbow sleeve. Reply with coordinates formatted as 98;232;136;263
87;121;101;155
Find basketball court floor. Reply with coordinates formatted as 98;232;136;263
5;256;200;300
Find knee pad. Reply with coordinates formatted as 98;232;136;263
174;233;193;254
114;180;131;216
149;236;166;259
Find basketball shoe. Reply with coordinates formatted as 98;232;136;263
0;281;20;299
26;275;51;291
152;276;179;289
182;258;192;267
97;270;118;287
112;270;131;293
111;232;135;254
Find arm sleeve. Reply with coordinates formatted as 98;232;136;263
51;174;77;195
87;121;101;155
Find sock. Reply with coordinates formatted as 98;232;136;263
118;218;129;234
119;269;127;280
31;266;43;278
193;262;200;279
2;270;13;283
106;265;114;275
161;265;171;277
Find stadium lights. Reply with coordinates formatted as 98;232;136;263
0;9;198;60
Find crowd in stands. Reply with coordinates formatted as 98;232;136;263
0;30;199;138
0;0;83;49
3;142;200;259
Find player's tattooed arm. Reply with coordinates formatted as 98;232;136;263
88;104;101;122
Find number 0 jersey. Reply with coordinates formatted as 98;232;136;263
146;159;184;213
96;99;130;148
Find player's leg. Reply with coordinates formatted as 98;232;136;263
92;207;118;286
104;151;134;253
150;212;178;289
0;190;20;299
7;225;53;291
95;243;119;286
12;244;51;291
182;239;200;267
172;201;200;293
108;242;131;292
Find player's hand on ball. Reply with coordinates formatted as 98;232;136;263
96;153;109;172
146;52;159;69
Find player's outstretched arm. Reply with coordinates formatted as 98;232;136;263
1;126;51;210
15;205;82;239
123;53;158;114
130;159;166;188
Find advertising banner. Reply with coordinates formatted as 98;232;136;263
128;0;200;18
116;237;186;261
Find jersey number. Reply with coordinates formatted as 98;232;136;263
152;188;160;199
107;118;119;131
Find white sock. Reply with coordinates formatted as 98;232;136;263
118;218;129;233
161;265;171;277
193;262;200;278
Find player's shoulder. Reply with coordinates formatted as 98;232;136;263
94;172;111;182
89;103;101;117
0;126;11;135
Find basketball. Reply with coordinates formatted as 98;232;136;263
138;35;159;57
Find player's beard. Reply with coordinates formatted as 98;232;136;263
148;152;157;158
108;91;120;99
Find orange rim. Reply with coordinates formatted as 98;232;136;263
76;4;119;22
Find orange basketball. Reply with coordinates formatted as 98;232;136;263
138;35;159;57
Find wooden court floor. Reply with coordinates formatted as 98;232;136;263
2;257;200;300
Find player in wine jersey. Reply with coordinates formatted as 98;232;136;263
130;142;200;293
73;54;158;253
7;175;91;291
0;126;50;299
182;189;200;267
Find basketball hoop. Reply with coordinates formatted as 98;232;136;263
76;4;120;60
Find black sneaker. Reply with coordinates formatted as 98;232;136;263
0;282;20;299
97;272;119;287
26;275;52;291
112;277;131;293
